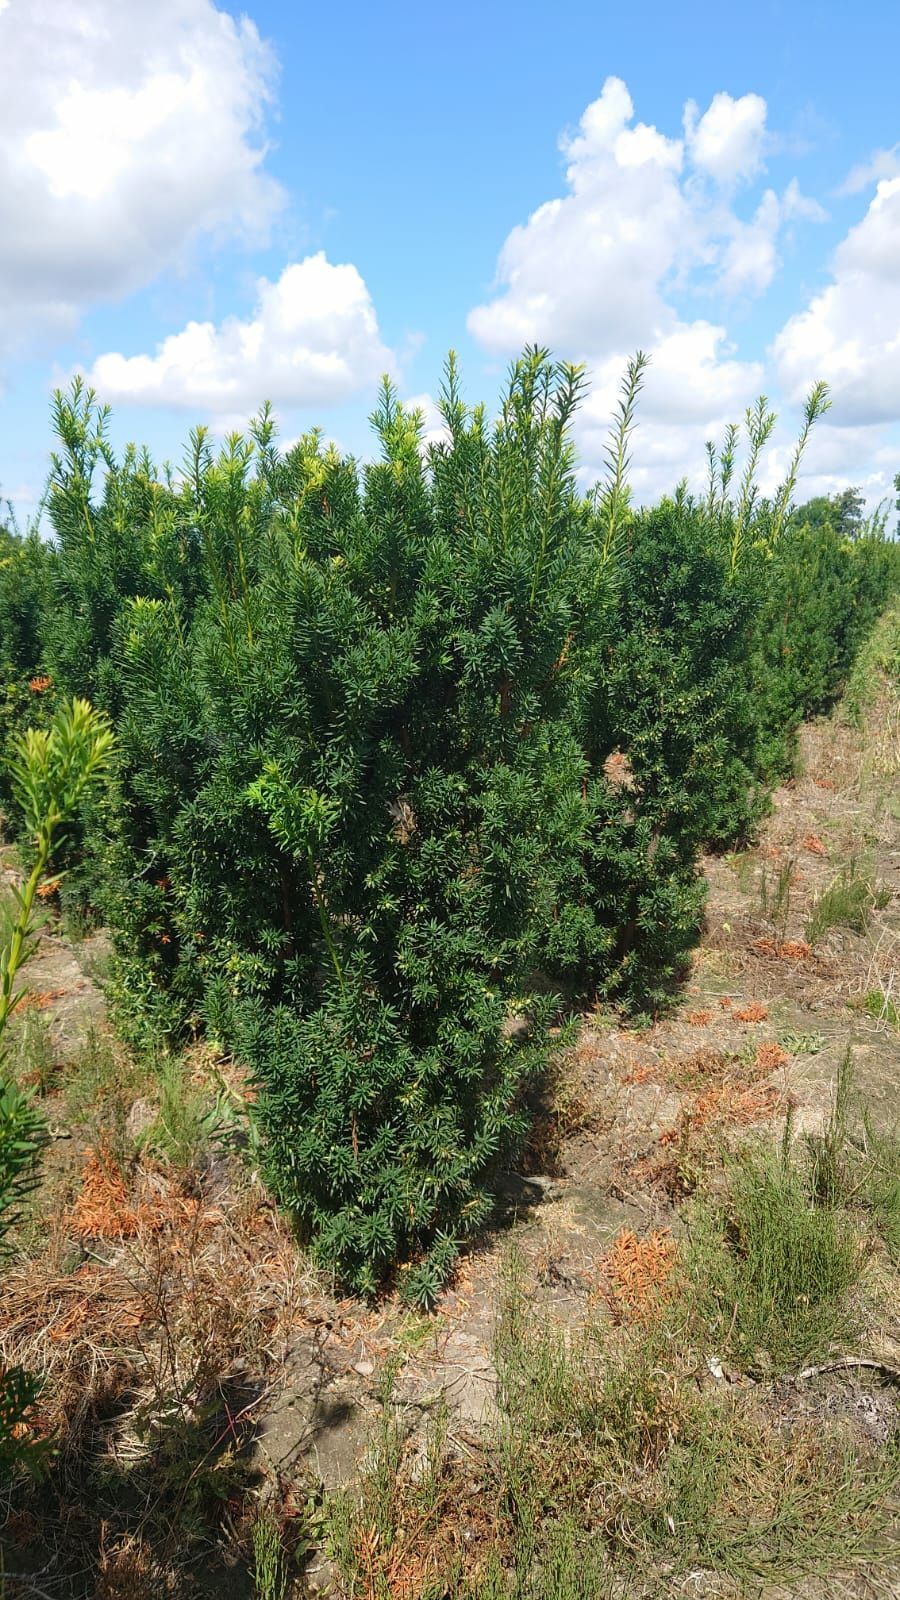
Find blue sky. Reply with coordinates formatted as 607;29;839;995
2;0;900;519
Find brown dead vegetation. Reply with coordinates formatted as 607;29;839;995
597;1227;679;1324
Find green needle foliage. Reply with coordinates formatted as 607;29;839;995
2;349;897;1300
251;1508;289;1600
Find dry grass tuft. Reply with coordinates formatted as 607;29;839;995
0;1168;319;1593
602;749;635;791
15;982;80;1009
755;1040;790;1072
660;1080;784;1143
522;1052;601;1173
781;938;814;959
95;1531;178;1600
598;1228;678;1324
67;1147;201;1240
753;936;812;960
734;1001;769;1023
68;1147;141;1239
629;1042;791;1197
666;1046;731;1087
621;1060;655;1085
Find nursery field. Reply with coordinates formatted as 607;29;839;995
1;354;900;1598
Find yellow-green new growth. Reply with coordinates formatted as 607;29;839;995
768;380;832;552
730;396;777;574
597;350;650;571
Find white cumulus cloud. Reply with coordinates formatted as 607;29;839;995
773;176;900;425
468;77;823;500
683;91;768;187
717;180;827;298
468;77;690;358
467;78;816;359
84;254;396;414
0;0;283;347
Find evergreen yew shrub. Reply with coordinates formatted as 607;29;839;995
589;501;758;978
530;494;761;1010
50;355;620;1300
751;516;900;777
9;350;897;1298
0;520;53;804
0;523;47;688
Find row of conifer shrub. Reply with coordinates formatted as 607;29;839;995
1;350;897;1301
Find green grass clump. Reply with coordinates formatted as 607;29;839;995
143;1055;228;1177
864;988;900;1030
806;860;890;945
8;1005;56;1095
803;1052;900;1267
252;1508;289;1600
63;1027;134;1119
863;1119;900;1267
686;1124;862;1374
779;1027;825;1055
62;1026;150;1165
759;854;794;939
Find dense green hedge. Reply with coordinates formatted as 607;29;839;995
0;524;52;802
1;355;897;1299
750;517;899;778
